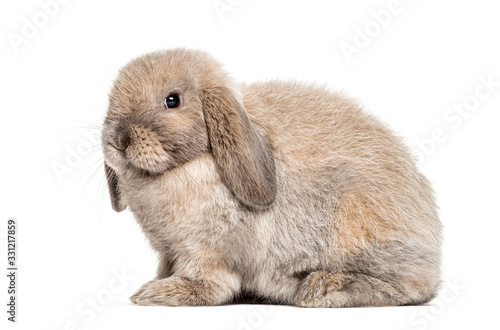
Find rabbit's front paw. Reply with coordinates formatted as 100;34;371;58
130;277;222;306
129;279;156;304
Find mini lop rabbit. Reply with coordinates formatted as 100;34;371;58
102;49;441;307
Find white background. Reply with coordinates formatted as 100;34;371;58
1;0;499;329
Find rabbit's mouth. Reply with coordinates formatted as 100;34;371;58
105;126;173;176
124;146;171;175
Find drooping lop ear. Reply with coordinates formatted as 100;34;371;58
201;87;277;208
104;163;126;212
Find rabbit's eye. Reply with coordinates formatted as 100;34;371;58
164;94;181;109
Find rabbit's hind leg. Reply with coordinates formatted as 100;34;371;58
293;271;406;308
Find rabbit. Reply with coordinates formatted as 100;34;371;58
101;48;442;308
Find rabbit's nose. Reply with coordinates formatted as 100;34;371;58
115;125;131;151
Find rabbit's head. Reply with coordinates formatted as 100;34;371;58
102;49;276;212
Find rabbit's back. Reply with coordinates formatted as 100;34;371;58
244;81;408;168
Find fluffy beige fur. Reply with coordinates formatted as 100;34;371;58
102;48;442;307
